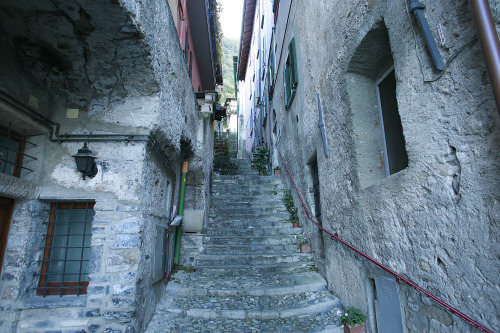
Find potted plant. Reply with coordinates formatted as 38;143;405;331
340;307;367;333
297;235;310;253
290;207;299;227
274;166;281;175
251;146;270;175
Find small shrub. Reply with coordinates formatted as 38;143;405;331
340;307;367;326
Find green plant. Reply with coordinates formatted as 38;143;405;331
283;190;294;211
340;307;367;326
251;146;270;174
274;166;281;170
176;265;196;273
283;189;299;224
214;154;238;175
309;265;319;272
296;235;309;245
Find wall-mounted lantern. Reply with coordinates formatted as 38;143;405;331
72;142;98;179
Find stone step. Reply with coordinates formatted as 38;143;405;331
165;270;327;295
196;253;313;266
202;235;300;246
145;312;342;333
194;262;316;275
202;244;300;255
209;206;286;215
210;198;285;206
212;189;281;197
213;175;282;184
205;219;294;229
165;295;340;319
202;226;303;237
208;212;288;221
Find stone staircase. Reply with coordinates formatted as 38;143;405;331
145;158;343;332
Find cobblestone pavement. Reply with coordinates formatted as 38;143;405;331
144;159;343;332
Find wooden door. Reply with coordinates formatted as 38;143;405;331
0;197;14;274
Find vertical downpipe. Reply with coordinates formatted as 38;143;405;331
173;161;189;265
469;0;500;117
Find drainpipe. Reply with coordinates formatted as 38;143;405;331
468;0;500;117
173;161;189;265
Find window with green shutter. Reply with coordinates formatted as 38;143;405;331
284;37;298;109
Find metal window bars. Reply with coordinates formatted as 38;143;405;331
0;125;37;177
37;202;95;297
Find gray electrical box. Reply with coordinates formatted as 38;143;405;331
374;276;404;333
153;226;167;284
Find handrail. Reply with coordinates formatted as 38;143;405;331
276;146;493;333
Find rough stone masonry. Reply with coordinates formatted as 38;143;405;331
0;0;213;332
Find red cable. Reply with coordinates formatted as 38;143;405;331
277;147;493;333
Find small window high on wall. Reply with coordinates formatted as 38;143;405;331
346;21;408;189
376;67;408;175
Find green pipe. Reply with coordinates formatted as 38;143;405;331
173;161;189;265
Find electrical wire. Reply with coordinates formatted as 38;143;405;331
403;0;478;83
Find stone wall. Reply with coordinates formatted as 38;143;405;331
0;0;213;332
269;0;499;332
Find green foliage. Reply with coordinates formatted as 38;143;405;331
209;0;223;69
296;235;309;245
176;265;196;273
214;154;238;175
220;37;240;102
213;137;238;175
283;190;298;223
340;307;367;326
251;146;270;174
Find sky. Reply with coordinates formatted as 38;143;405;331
219;0;244;40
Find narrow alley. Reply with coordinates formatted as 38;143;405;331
145;158;342;332
0;0;498;332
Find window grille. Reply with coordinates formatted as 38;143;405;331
37;202;95;297
0;126;37;177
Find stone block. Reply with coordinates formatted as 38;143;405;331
109;217;142;234
103;311;135;319
88;274;111;283
113;284;135;296
114;272;136;283
112;297;136;308
1;285;19;299
89;245;103;274
110;235;141;249
106;250;139;273
78;308;101;317
116;206;140;212
87;286;108;295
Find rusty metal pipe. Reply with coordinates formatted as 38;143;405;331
469;0;500;117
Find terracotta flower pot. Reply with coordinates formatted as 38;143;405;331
343;322;366;333
292;222;300;227
300;244;311;253
274;169;281;175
